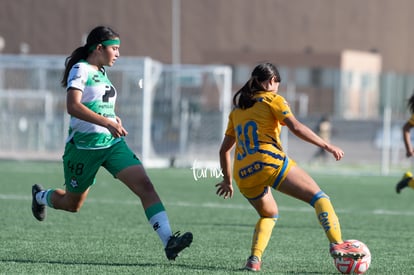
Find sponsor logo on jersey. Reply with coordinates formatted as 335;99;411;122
69;75;81;82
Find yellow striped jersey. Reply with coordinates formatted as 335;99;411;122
225;91;294;189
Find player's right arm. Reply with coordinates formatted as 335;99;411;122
216;134;235;199
402;121;414;157
66;89;127;138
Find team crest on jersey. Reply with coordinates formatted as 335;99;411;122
92;74;101;83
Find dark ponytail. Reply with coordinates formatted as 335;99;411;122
61;46;89;87
233;62;281;109
61;26;120;87
233;76;264;109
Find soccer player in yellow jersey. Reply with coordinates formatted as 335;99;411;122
215;62;365;271
396;94;414;193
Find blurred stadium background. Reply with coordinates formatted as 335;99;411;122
1;0;414;174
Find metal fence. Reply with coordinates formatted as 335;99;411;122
0;55;232;167
1;54;414;174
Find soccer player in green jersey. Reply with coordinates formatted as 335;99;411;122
31;26;192;260
215;62;365;271
396;93;414;193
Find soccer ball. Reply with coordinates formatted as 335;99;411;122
333;240;371;274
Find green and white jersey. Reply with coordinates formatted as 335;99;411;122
66;61;121;149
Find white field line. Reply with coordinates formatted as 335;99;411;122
2;193;414;217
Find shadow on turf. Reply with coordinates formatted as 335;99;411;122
0;258;241;273
1;259;339;274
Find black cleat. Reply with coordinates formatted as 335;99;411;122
396;172;412;194
31;184;46;221
165;231;193;260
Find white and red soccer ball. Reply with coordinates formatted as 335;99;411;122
333;240;371;274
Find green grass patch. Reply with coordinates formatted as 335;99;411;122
0;160;413;274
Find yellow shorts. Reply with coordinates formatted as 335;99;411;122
235;153;296;200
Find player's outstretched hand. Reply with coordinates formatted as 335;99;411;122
326;144;344;161
215;180;233;199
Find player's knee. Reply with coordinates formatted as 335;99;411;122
261;210;278;218
256;205;278;217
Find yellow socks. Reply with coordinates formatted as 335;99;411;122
250;191;342;261
408;178;414;189
251;217;277;260
311;191;342;244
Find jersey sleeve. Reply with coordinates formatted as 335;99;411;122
67;63;89;92
224;111;235;137
408;114;414;125
270;95;293;123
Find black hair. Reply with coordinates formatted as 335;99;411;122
233;62;281;109
61;26;120;87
